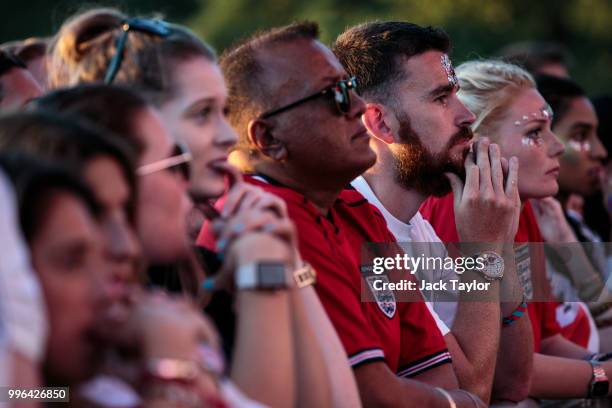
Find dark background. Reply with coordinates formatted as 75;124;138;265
1;0;610;95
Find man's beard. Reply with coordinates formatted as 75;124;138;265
393;114;473;197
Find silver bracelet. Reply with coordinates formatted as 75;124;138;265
456;389;480;408
434;387;457;408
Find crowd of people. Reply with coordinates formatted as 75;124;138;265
0;9;610;408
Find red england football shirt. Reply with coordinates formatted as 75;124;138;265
198;175;451;376
419;194;561;352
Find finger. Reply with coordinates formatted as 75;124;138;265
504;156;519;198
476;137;493;193
489;143;504;195
253;195;288;219
445;172;464;207
500;157;509;182
462;151;480;199
217;210;278;250
221;184;252;218
237;189;263;211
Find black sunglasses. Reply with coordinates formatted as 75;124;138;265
136;142;192;180
259;77;358;119
104;18;172;84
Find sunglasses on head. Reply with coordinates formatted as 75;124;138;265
137;142;192;180
259;77;358;119
104;18;172;84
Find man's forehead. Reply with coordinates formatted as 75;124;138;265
259;39;346;93
399;50;456;94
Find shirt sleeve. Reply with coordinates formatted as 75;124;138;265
296;216;386;368
396;300;452;378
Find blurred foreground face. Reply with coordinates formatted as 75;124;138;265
491;88;564;199
555;96;607;196
133;107;192;262
84;156;140;306
30;191;104;385
158;57;238;201
0;67;42;111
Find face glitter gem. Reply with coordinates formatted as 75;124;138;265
513;105;554;127
441;55;458;87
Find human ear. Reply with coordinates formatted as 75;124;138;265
362;103;395;144
247;119;288;161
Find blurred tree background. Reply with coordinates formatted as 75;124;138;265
1;0;610;94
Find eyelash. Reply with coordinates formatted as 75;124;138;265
195;106;212;120
434;95;449;105
526;127;543;139
572;131;588;141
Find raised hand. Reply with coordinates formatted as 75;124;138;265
446;137;521;248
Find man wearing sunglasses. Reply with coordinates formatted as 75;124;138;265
200;21;485;407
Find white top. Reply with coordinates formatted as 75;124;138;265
351;176;456;333
0;170;48;364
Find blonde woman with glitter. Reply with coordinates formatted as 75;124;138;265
421;60;612;403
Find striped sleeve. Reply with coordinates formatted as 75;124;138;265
348;348;386;368
397;350;453;378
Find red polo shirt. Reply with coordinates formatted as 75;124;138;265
198;175;451;377
420;194;561;352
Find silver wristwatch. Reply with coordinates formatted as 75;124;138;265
236;262;289;290
473;251;504;281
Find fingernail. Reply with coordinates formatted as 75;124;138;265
233;223;245;234
202;278;216;291
217;239;227;253
262;223;274;233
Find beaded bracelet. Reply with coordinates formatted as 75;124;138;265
502;297;528;327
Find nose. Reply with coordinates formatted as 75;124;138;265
104;218;140;280
455;98;476;128
591;137;608;162
215;117;239;149
547;130;565;158
349;91;367;119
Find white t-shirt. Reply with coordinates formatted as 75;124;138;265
351;176;456;333
0;170;48;363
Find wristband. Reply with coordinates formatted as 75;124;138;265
434;387;457;408
293;262;317;288
502;297;527;327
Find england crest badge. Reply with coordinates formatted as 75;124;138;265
365;275;397;319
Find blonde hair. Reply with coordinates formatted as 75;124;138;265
456;60;535;137
48;8;214;104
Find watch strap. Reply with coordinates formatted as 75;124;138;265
588;360;610;398
235;262;289;290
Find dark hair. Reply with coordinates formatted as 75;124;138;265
32;84;149;155
220;21;320;150
498;41;570;75
0;49;27;76
0;110;138;222
0;152;100;241
1;37;48;65
0;50;28;102
535;74;586;127
593;96;612;161
49;8;215;105
333;21;450;105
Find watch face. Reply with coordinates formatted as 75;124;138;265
592;380;609;397
257;263;287;288
481;251;504;280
